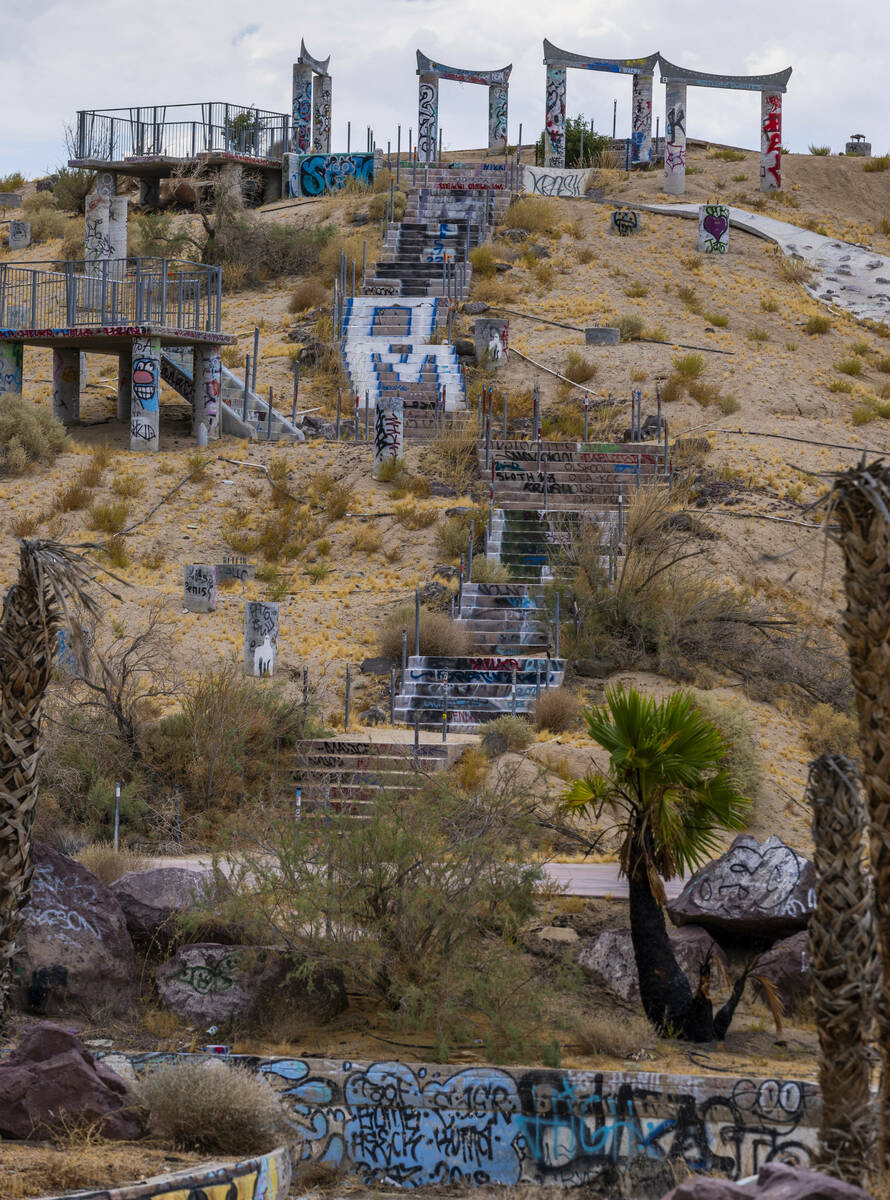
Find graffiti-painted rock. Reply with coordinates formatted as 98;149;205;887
156;943;347;1027
668;835;816;937
579;926;728;1003
661;1160;873;1200
753;930;810;1015
15;843;137;1016
0;1023;141;1140
110;866;216;941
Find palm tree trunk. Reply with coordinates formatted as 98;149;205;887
807;752;877;1183
0;541;96;1029
830;465;890;1172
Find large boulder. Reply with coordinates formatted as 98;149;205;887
754;930;811;1015
111;866;216;942
155;943;347;1028
0;1023;142;1141
15;842;137;1017
668;835;815;938
660;1161;872;1200
579;926;729;1003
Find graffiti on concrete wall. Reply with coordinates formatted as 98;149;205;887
292;65;313;153
286;152;374;198
373;398;404;471
522;165;589;198
184;564;216;613
474;318;509;366
611;209;640;236
130;335;160;452
110;1054;819;1186
312;74;332;155
418;77;439;164
760;92;782;191
699;204;730;254
631;73;653;165
544;66;567;167
8;220;30;250
65;1145;289;1200
488;83;509;154
244;600;278;677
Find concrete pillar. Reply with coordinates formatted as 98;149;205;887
8;221;30;250
184;565;216;612
108;197;128;262
544;65;567;167
117;355;131;421
418;74;439;164
373;398;405;474
311;73;332;154
699;204;730;254
292;63;313;153
244;601;279;677
474;318;509;366
52;348;81;424
631;73;653;165
84;192;111;264
664;82;687;195
95;170;117;198
130;334;160;452
194;344;221;439
488;83;508;155
0;342;23;400
138;177;161;207
760;91;783;192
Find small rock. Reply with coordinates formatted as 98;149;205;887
500;229;528;243
495;261;512;273
462;301;490;314
360;705;388;725
419;581;449;607
111;867;216;943
526;243;551;259
350;210;371;225
428;481;457;498
0;1024;141;1141
753;930;810;1014
434;563;459;581
574;657;618;679
361;656;397;675
662;1161;873;1200
453;338;475;357
444;506;473;518
578;926;728;1003
539;925;579;945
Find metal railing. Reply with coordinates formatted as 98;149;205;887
74;103;291;163
0;258;223;332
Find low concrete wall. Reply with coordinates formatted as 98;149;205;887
40;1145;290;1200
102;1054;820;1189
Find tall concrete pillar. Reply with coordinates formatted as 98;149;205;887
117;355;131;422
760;91;782;192
373;398;405;474
139;177;161;207
664;82;687;194
95;170;117;198
418;74;439;164
0;342;23;400
311;73;332;154
84;192;112;264
292;63;313;153
52;348;81;425
631;73;653;165
244;601;279;677
544;65;567;167
194;344;221;440
108;197;127;260
130;334;160;452
488;83;508;155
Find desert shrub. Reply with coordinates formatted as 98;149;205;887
616;314;644;342
747;326;770;342
864;155;890;173
470;245;497;278
876;357;890;374
577;247;595;265
563;351;596;384
129;212;193;258
706;312;730;328
828;379;854;394
0;171;25;189
368;190;406;221
419;422;479;497
660;375;684;404
105;536;130;568
809;145;831;156
21;198;69;243
0;399;67;475
677;285;701;312
836;357;863;376
805;314;832;335
761;296;779;312
533;688;580;733
776;254;813;283
112;473;145;498
350;525;383;554
289;279;329;313
805;703;860;758
52;167;96;214
55;481;90;512
76;841;148;885
710;148;746;162
692;692;765;802
624;282;648;298
471;557;510;583
394;501;438;530
502;195;556;235
573;1010;654;1057
672;352;705;381
379;605;471;658
437;506;488;559
138;1061;290;1155
851;340;871;357
88;500;129;533
484;714;534;753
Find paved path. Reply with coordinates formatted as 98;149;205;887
636;202;890;324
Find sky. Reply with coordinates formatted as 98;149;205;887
2;0;886;177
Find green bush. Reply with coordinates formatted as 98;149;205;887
808;145;831;156
672;352;705;381
0;397;67;474
483;714;534;753
616;314;644;342
0;172;25;190
710;148;747;162
52;167;96;214
804;314;831;335
864;155;890;173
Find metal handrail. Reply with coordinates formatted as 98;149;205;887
75;105;291;162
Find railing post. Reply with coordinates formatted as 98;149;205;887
30;270;37;327
215;267;222;332
160;259;167;326
554;591;560;660
242;353;250;421
344;664;351;730
414;587;421;658
66;261;76;326
135;258;143;323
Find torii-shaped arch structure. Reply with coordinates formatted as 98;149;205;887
416;50;512;163
292;39;332;155
658;57;792;194
542;41;660;168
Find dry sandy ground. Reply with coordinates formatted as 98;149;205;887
0;1142;206;1199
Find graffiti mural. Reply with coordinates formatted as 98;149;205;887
544;65;567;167
184;564;216;613
699;204;730;254
611;209;640;236
0;340;23;398
664;81;687;194
59;1146;289;1200
373;398;404;472
312;74;332;154
244;600;279;677
195;345;221;437
630;73;653;164
488;83;509;154
522;165;588;198
292;63;313;153
52;348;80;424
287;152;374;198
760;91;782;192
418;77;439;164
84;192;113;262
130;335;160;452
474;318;509;367
8;220;30;251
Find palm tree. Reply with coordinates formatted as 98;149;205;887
807;753;877;1184
0;541;97;1029
829;462;890;1170
564;683;750;1041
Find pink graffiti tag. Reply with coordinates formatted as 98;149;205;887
761;94;782;189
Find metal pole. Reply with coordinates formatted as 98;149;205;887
402;627;408;678
467;522;474;584
354;393;359;442
390;666;396;724
535;660;541;700
503;392;507;439
657;384;662;442
292;361;299;424
336;387;342;439
511;669;517;715
267;386;274;440
242;354;250;421
458;555;464;614
113;782;120;851
365;390;370;441
302;665;309;719
414;587;421;658
344;664;351;730
612;99;617;138
442;673;448;743
347;121;351;153
584;395;589;442
295;786;302;824
396;125;401;186
518;122;522;162
554;592;560;660
252;327;259;391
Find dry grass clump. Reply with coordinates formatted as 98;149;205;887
379;605;471;658
760;296;779;312
289;279;329;313
76;841;148;885
55;481;90;512
776;254;813;284
324;484;355;520
111;473;145;498
395;501;439;530
482;714;534;752
502;195;556;235
836;357;863;377
747;326;770;343
88;500;129;534
804;314;832;335
420;422;479;496
572;1009;654;1057
137;1060;290;1156
672;352;705;382
437;506;488;560
687;381;740;414
710;147;746;162
0;397;67;475
624;281;649;298
805;703;860;758
864;154;890;172
351;525;383;554
470;558;510;583
616;314;644;342
533;688;580;733
562;351;596;384
469;245;497;278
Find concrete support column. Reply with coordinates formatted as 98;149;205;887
138;177;161;207
0;342;23;400
664;82;687;195
760;91;782;192
108;197;128;261
544;65;567;167
311;74;332;153
84;192;111;264
373;398;405;474
292;63;313;153
130;334;160;452
194;344;221;440
52;348;80;425
95;170;117;198
487;83;508;155
418;74;439;164
631;73;653;165
117;355;131;422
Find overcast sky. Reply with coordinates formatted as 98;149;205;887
3;0;885;177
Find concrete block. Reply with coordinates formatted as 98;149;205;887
584;327;621;346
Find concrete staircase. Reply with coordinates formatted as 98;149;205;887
484;439;668;510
